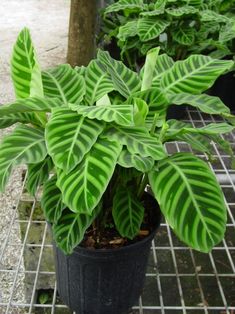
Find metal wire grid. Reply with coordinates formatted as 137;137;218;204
0;109;235;314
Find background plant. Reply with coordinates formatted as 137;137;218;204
101;0;235;69
0;29;234;255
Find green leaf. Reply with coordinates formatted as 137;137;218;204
168;93;231;115
113;187;145;239
117;21;138;41
46;108;105;173
161;55;233;94
84;60;114;106
133;98;149;126
0;125;47;192
57;137;122;214
105;126;167;160
118;149;154;172
166;6;198;16
0;112;43;129
53;203;102;255
172;27;195;46
41;175;66;223
151;54;175;88
42;64;85;104
219;20;235;42
137;17;170;42
104;0;144;14
11;28;43;99
200;10;231;23
149;153;227;252
26;156;53;196
73;104;134;126
0;97;64;115
141;47;160;91
141;0;166;16
97;50;141;98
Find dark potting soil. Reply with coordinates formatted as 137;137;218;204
80;193;161;250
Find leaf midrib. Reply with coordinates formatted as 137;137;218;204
44;71;68;104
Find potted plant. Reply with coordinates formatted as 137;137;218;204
101;0;235;113
0;28;234;314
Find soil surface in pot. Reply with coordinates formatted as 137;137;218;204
80;193;161;250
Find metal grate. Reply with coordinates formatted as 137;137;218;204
0;109;235;314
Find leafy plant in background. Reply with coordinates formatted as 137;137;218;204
101;0;235;69
0;28;234;255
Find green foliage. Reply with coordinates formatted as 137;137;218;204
101;0;235;69
0;29;234;254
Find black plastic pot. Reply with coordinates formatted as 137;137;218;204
210;71;235;112
53;196;161;314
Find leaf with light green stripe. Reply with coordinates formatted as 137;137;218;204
118;149;154;172
172;27;195;46
200;10;231;23
26;156;53;196
97;50;141;98
46;108;105;173
137;17;170;42
104;0;144;14
0;125;47;192
113;187;145;239
0;97;64;115
53;203;102;255
11;27;43;99
105;126;167;160
149;153;227;252
73;104;134;126
141;47;160;91
57;137;122;214
84;60;114;106
168;93;231;115
161;55;233;94
0;112;43;128
41;175;66;224
118;21;138;41
166;6;198;16
42;64;85;104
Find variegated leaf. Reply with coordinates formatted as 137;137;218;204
113;187;145;239
104;0;144;14
118;149;154;172
137;17;170;42
149;153;227;252
0;125;47;192
41;175;66;224
46;108;105;173
105;126;167;160
42;64;85;104
166;6;198;16
57;137;122;214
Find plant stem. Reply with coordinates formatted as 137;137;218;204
137;174;148;199
150;113;159;136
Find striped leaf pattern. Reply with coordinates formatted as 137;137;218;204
141;47;160;91
0;125;47;192
161;55;233;94
151;54;175;88
75;105;134;126
105;126;167;160
137;17;170;42
0;97;63;115
97;51;141;98
0;112;43;128
200;10;230;23
26;156;53;196
149;153;227;252
53;204;102;255
166;120;234;138
169;93;230;115
118;149;154;172
104;0;144;14
57;137;122;214
11;28;43;99
41;175;66;224
84;60;114;106
42;64;85;104
113;187;145;239
166;6;198;16
46;108;105;173
118;21;138;41
172;27;195;46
